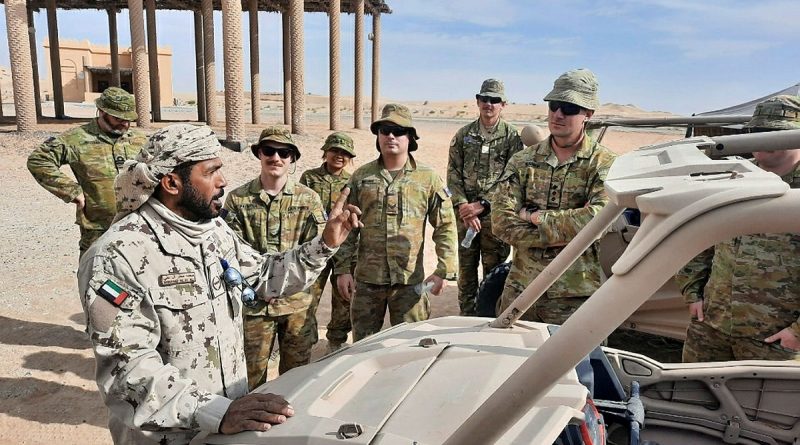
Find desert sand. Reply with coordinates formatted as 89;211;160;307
0;97;684;444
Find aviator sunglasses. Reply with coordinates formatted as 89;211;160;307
476;95;503;105
260;145;294;159
548;101;583;116
378;126;410;137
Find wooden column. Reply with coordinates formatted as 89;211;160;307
6;0;37;131
45;0;64;119
145;0;161;121
353;0;364;129
108;8;121;88
201;0;216;125
27;5;42;118
127;0;151;127
193;10;206;122
328;0;341;130
370;11;381;123
221;0;246;148
248;0;260;125
289;0;304;134
281;10;291;125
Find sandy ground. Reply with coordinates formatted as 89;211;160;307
0;101;683;444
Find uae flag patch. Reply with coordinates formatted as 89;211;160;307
97;280;130;306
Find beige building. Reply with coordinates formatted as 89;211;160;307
43;38;173;106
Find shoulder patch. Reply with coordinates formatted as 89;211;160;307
449;135;458;147
97;279;131;306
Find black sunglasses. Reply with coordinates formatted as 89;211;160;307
548;101;583;116
476;95;503;105
260;146;294;159
379;126;410;137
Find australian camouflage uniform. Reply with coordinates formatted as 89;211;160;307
490;135;616;323
27;119;147;253
224;177;326;388
448;118;523;315
300;163;352;347
334;156;458;341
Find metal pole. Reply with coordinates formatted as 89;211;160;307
221;0;246;148
127;0;151;127
108;8;121;88
6;0;37;131
27;5;42;118
145;0;161;121
353;0;364;129
201;0;216;125
289;0;305;134
45;0;64;119
370;11;380;123
193;10;206;122
328;0;340;130
281;9;292;126
248;0;260;125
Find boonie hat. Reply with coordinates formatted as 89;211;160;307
251;126;300;159
743;95;800;131
370;103;419;152
321;132;356;157
477;78;507;102
543;69;600;111
95;87;138;121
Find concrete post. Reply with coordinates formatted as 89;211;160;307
193;10;206;123
45;0;64;119
289;0;304;134
371;11;380;123
353;0;364;129
328;0;341;130
248;0;260;125
127;0;151;127
221;0;246;148
5;0;37;132
281;10;291;126
108;8;121;88
201;0;216;125
27;5;42;117
145;0;161;121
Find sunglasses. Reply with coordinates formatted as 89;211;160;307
260;146;294;159
220;259;257;308
378;126;410;137
476;95;503;105
548;101;583;116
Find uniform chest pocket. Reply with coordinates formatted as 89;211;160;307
358;181;384;227
400;183;430;224
149;287;211;353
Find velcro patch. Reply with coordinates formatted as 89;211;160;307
443;187;452;198
97;279;130;306
158;273;196;286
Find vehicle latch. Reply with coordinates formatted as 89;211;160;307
337;423;364;439
723;420;740;443
418;338;438;348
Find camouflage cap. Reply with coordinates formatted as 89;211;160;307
543;69;600;111
477;78;507;102
251;126;300;159
321;132;356;157
95;87;138;121
370;103;420;151
743;95;800;131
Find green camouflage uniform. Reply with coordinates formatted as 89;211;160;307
224;177;326;387
490;135;616;323
448;118;523;315
27;119;147;253
300;163;353;346
334;156;458;341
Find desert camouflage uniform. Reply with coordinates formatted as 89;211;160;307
27;119;147;253
77;200;334;445
224;178;326;387
677;163;800;362
300;163;353;346
334;156;458;341
448;118;523;315
490;136;616;322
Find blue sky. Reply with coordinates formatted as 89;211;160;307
1;0;797;115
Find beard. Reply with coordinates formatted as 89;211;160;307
178;181;224;221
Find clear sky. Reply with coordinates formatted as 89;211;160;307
0;0;797;115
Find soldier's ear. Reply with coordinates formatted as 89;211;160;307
159;172;182;197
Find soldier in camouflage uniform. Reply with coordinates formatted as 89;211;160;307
490;69;616;323
27;87;147;255
224;127;327;388
300;132;357;351
335;104;459;341
677;95;800;362
448;79;524;315
78;124;361;445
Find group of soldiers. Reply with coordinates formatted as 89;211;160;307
25;69;800;444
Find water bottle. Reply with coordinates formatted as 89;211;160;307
414;281;435;295
461;227;477;248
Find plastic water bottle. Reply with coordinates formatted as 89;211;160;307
460;227;477;248
414;281;435;295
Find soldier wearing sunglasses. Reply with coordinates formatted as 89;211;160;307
447;78;525;316
490;69;617;323
335;104;458;341
224;127;328;388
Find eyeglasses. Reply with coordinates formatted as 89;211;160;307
260;146;294;159
378;126;410;137
548;101;583;116
476;95;503;105
220;259;257;308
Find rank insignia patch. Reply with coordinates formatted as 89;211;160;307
97;280;130;306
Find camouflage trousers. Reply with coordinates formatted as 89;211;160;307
351;281;431;342
457;217;510;316
243;310;314;390
682;320;797;362
309;262;352;346
498;288;587;325
79;227;106;257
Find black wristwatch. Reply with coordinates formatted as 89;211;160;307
478;198;491;217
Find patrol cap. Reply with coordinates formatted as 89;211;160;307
321;132;356;157
251;126;301;159
543;69;600;111
370;103;419;152
95;87;138;121
477;78;507;102
743;95;800;131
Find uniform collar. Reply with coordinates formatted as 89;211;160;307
536;133;597;166
140;200;209;259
